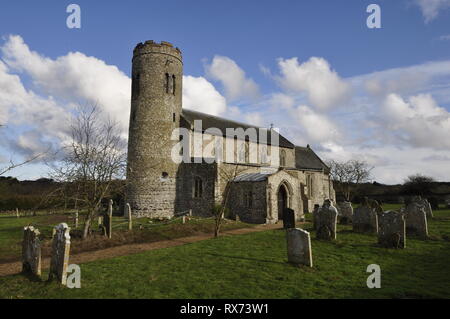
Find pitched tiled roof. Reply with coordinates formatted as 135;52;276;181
295;146;330;172
181;109;294;149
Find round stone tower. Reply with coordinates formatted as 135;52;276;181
126;40;183;218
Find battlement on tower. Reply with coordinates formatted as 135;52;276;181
133;40;182;61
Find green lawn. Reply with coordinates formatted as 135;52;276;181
0;212;253;263
1;205;449;299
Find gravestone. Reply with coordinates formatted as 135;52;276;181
312;204;320;230
337;201;353;224
22;226;41;276
104;212;112;238
48;223;71;285
411;196;433;218
316;199;338;240
126;203;132;231
353;201;378;233
404;203;428;238
378;211;406;248
283;208;296;229
16;208;19;218
286;228;312;267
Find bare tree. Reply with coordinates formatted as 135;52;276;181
50;104;127;239
403;173;436;196
326;159;373;201
213;164;247;238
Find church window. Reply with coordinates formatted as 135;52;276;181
173;113;176;122
194;177;203;198
245;141;249;163
244;191;253;208
280;149;286;167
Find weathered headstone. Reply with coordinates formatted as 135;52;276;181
404;203;428;238
16;208;19;218
235;214;240;222
48;223;71;284
126;203;132;230
283;208;296;229
312;204;320;230
337;201;353;224
410;196;433;218
286;228;313;267
353;200;378;233
378;211;406;248
104;212;112;239
22;226;41;276
316;199;338;240
182;215;186;224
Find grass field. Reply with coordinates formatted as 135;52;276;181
0;211;253;263
0;204;449;299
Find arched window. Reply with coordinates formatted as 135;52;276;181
194;177;203;198
280;149;286;167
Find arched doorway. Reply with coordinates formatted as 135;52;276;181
277;184;289;220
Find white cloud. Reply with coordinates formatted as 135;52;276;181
1;35;131;135
439;34;450;41
182;75;227;116
379;93;450;149
275;57;350;111
414;0;450;23
205;55;260;101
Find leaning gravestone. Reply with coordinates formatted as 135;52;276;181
337;201;353;224
316;200;338;240
286;228;313;267
48;223;71;285
378;211;406;248
404;203;428;238
22;226;42;276
283;208;296;229
312;204;320;231
353;201;378;233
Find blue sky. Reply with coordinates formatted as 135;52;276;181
1;0;450;183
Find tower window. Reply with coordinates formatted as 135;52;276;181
194;177;203;198
172;75;176;95
165;73;170;93
173;113;176;122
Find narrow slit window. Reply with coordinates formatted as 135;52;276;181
165;73;170;93
172;75;176;95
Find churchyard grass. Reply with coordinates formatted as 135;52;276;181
0;205;449;299
0;212;253;263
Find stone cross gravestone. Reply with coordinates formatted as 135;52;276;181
48;223;71;285
404;203;428;238
316;199;337;240
353;202;378;234
337;201;353;224
378;211;406;248
312;204;320;231
283;208;296;229
22;226;42;276
286;228;313;267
